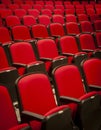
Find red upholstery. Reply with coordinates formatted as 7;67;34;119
0;85;30;130
49;23;65;37
65;22;80;35
77;14;89;22
9;42;36;64
31;24;49;38
53;65;86;98
59;35;86;63
28;9;40;19
16;72;75;130
82;58;101;86
0;27;12;44
38;15;51;26
65;15;77;23
12;25;32;41
0;45;9;69
79;33;97;50
41;9;52;17
20;4;33;10
8;4;19;11
9;42;43;75
52;14;65;24
0;9;13;19
5;15;21;27
80;21;94;33
52;64;101;125
14;9;27;19
94;20;101;31
23;15;37;27
95;32;101;47
36;38;67;72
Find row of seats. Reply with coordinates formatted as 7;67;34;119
0;14;101;28
1;55;101;129
0;32;101;100
1;0;101;5
0;3;101;10
0;22;101;44
0;6;101;19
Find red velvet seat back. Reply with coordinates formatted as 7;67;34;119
0;86;18;129
12;25;31;40
32;24;49;38
59;36;79;54
65;22;80;35
79;33;96;50
17;73;57;115
53;65;86;99
37;39;59;58
49;23;65;37
0;46;9;69
0;27;11;44
82;58;101;86
80;21;94;33
9;42;37;64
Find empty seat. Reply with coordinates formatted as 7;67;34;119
28;9;40;18
13;0;23;5
93;32;101;48
33;4;43;11
77;33;100;56
8;4;19;11
0;85;31;130
77;14;89;22
44;4;54;11
0;9;13;19
49;23;65;37
65;15;77;23
34;38;67;74
22;15;37;27
86;8;95;15
31;24;50;39
65;22;80;35
11;25;32;41
20;4;33;10
52;14;65;24
80;21;94;33
52;63;101;130
58;35;87;63
41;9;52;17
9;42;46;76
53;9;64;16
16;72;78;130
0;27;12;44
81;58;101;92
65;9;75;15
94;20;101;31
35;1;44;6
89;14;101;22
14;9;27;19
5;15;21;27
38;15;51;26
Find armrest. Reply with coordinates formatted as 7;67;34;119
14;39;24;42
22;110;45;121
51;35;61;38
60;96;80;104
82;49;94;52
40;57;52;61
62;53;74;56
89;84;101;90
12;63;27;68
